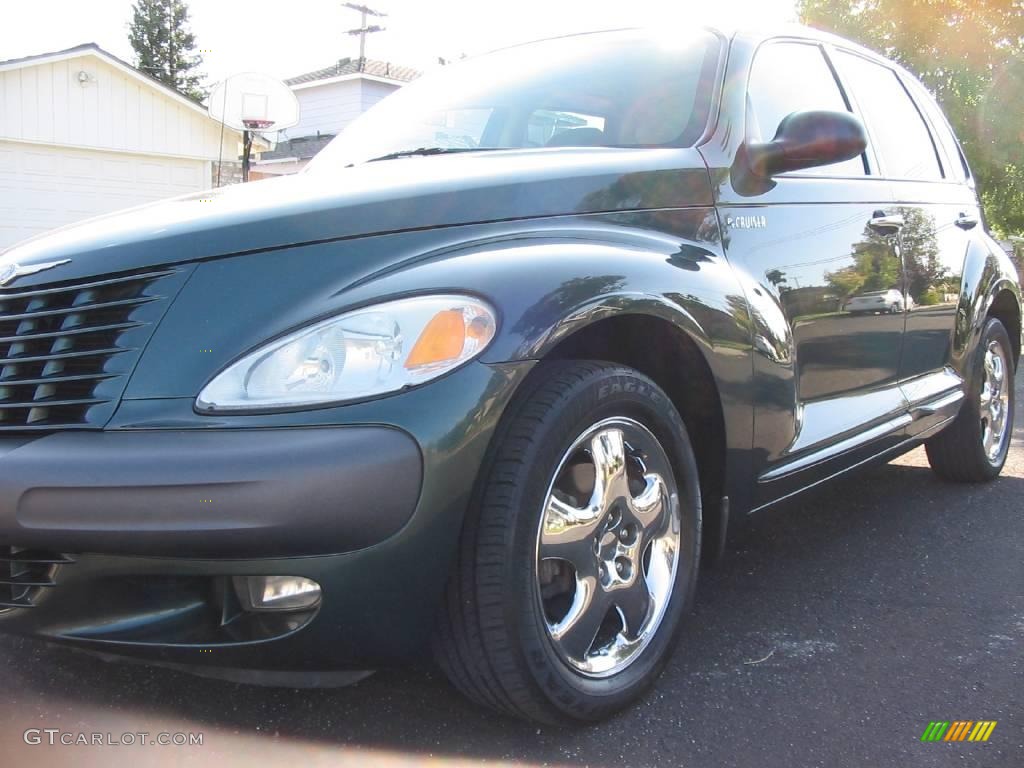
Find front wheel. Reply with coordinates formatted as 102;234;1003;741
433;361;701;724
926;318;1015;482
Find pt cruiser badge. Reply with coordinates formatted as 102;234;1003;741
726;214;768;229
0;259;71;286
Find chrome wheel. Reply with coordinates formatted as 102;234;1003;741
979;339;1011;463
535;417;680;678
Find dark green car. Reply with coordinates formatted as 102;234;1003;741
0;26;1018;725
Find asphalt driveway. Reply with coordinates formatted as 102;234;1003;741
0;374;1020;768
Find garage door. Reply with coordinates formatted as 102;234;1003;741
0;142;207;249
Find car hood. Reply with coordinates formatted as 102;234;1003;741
0;147;712;285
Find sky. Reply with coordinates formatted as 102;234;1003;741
1;0;797;85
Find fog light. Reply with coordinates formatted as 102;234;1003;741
234;576;322;612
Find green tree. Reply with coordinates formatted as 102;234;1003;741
128;0;205;102
797;0;1024;236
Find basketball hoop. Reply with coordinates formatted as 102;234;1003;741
243;119;276;131
208;73;300;183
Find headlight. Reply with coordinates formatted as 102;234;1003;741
196;295;496;412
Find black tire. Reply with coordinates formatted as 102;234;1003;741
926;318;1015;482
433;361;702;724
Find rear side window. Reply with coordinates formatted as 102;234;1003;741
903;77;971;183
747;42;865;177
834;51;943;181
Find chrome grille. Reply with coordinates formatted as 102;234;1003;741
0;268;178;430
0;547;71;609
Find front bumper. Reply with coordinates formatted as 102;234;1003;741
0;428;422;558
0;360;535;673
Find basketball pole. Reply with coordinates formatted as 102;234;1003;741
242;130;252;182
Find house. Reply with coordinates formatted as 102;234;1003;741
0;43;248;249
1003;236;1024;275
252;57;419;178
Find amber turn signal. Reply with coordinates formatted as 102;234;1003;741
405;309;468;369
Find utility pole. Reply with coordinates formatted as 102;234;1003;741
342;2;387;68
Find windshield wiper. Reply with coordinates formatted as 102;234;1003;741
365;147;501;163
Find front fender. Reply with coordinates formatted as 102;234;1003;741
333;209;758;515
335;210;753;370
126;210;751;399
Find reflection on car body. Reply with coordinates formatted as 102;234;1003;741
0;24;1018;726
845;288;904;314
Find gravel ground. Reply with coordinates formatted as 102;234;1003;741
0;374;1020;768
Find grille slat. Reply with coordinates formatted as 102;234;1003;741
0;347;131;366
0;372;116;386
0;550;73;564
0;573;56;587
0;267;175;431
0;269;177;301
0;398;109;409
0;321;145;345
0;596;35;609
0;296;158;323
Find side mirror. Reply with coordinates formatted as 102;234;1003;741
744;110;867;178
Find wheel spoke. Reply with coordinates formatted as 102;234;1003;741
991;353;1005;388
630;473;667;534
550;574;611;661
991;402;1006;439
540;495;599;570
615;578;653;638
980;386;993;411
589;429;629;511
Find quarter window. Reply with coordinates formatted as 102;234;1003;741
904;77;970;182
834;52;943;181
747;42;865;177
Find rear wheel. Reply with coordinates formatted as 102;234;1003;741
433;361;701;724
926;318;1015;482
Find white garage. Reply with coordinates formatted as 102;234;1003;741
0;44;245;249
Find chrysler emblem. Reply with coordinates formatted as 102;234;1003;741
0;259;72;287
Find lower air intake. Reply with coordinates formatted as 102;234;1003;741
0;547;72;609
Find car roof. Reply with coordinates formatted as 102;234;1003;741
480;25;918;97
497;24;901;76
726;22;897;67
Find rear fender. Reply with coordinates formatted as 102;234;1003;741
955;236;1022;376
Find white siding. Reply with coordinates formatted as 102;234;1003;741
289;80;364;138
288;78;401;139
0;53;238;160
361;79;399;112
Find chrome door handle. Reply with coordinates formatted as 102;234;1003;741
955;212;979;230
868;212;905;233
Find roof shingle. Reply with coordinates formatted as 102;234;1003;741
258;134;336;162
286;57;420;86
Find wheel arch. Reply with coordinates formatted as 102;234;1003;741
954;237;1022;376
539;312;729;563
986;287;1021;370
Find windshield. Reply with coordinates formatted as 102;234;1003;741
306;29;721;170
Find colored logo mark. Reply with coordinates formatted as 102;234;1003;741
921;721;997;742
